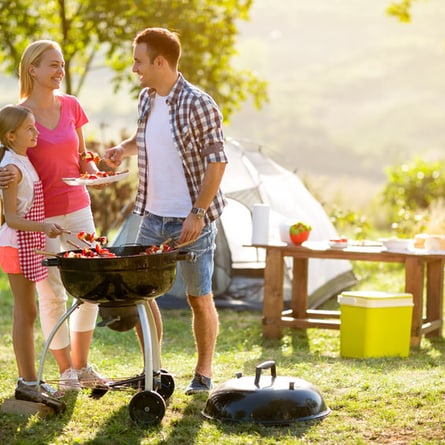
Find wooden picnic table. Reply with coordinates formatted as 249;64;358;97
255;242;444;347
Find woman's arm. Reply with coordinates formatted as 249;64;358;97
77;127;100;175
0;166;17;189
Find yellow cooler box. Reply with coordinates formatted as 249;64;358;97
338;291;413;358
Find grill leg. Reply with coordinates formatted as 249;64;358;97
137;302;161;391
37;299;83;386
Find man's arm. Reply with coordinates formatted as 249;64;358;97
178;162;227;244
103;131;138;168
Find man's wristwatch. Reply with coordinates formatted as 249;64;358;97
191;207;206;219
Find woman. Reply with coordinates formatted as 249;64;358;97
1;40;104;391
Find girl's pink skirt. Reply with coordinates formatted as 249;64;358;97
0;246;21;274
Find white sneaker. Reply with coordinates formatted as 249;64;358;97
59;368;81;392
76;364;105;388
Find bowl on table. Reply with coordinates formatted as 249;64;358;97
328;238;348;249
380;238;413;251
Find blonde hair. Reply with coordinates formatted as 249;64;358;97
19;40;62;100
0;105;33;159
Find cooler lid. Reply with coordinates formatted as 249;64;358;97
338;291;413;308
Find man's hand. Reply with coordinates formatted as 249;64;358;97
177;214;205;245
103;145;125;169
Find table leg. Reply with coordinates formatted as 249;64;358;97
425;259;444;338
405;257;424;347
291;257;309;319
262;247;285;339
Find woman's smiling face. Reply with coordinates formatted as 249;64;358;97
30;48;65;91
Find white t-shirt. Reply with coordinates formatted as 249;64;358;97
145;93;192;217
0;149;40;247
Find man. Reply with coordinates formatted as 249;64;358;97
104;27;228;394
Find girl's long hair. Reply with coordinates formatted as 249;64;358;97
0;105;33;160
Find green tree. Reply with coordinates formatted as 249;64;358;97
380;157;445;236
0;0;267;121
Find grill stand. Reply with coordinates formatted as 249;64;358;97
36;298;168;424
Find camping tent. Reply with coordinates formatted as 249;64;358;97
111;138;356;308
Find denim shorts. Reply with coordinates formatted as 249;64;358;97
136;212;217;297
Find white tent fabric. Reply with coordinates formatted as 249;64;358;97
111;138;356;308
214;138;355;305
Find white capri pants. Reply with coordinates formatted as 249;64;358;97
37;206;98;350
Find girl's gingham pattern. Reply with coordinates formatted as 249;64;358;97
17;180;48;282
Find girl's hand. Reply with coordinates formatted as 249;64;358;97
44;223;66;238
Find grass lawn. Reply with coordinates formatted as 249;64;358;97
0;262;444;444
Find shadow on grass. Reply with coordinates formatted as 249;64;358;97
254;324;445;373
77;387;317;444
205;416;326;441
80;392;209;445
0;391;78;445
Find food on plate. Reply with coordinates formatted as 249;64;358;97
77;231;108;245
414;234;445;250
289;222;312;245
414;234;428;249
62;170;129;186
81;150;101;165
79;171;117;180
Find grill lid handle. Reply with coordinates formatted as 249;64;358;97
254;360;277;388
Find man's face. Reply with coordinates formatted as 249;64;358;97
132;43;156;88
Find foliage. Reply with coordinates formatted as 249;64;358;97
386;0;417;22
380;157;445;236
0;0;268;121
328;205;372;240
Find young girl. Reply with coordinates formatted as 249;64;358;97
0;104;66;401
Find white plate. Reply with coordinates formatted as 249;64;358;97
62;170;129;186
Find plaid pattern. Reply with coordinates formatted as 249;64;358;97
134;73;228;224
17;180;48;282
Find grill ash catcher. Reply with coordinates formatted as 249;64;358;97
38;244;196;425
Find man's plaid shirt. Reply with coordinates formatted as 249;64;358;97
133;73;228;224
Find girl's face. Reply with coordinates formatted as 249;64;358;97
7;114;39;154
30;48;65;91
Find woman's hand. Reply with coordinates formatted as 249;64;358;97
0;166;16;189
